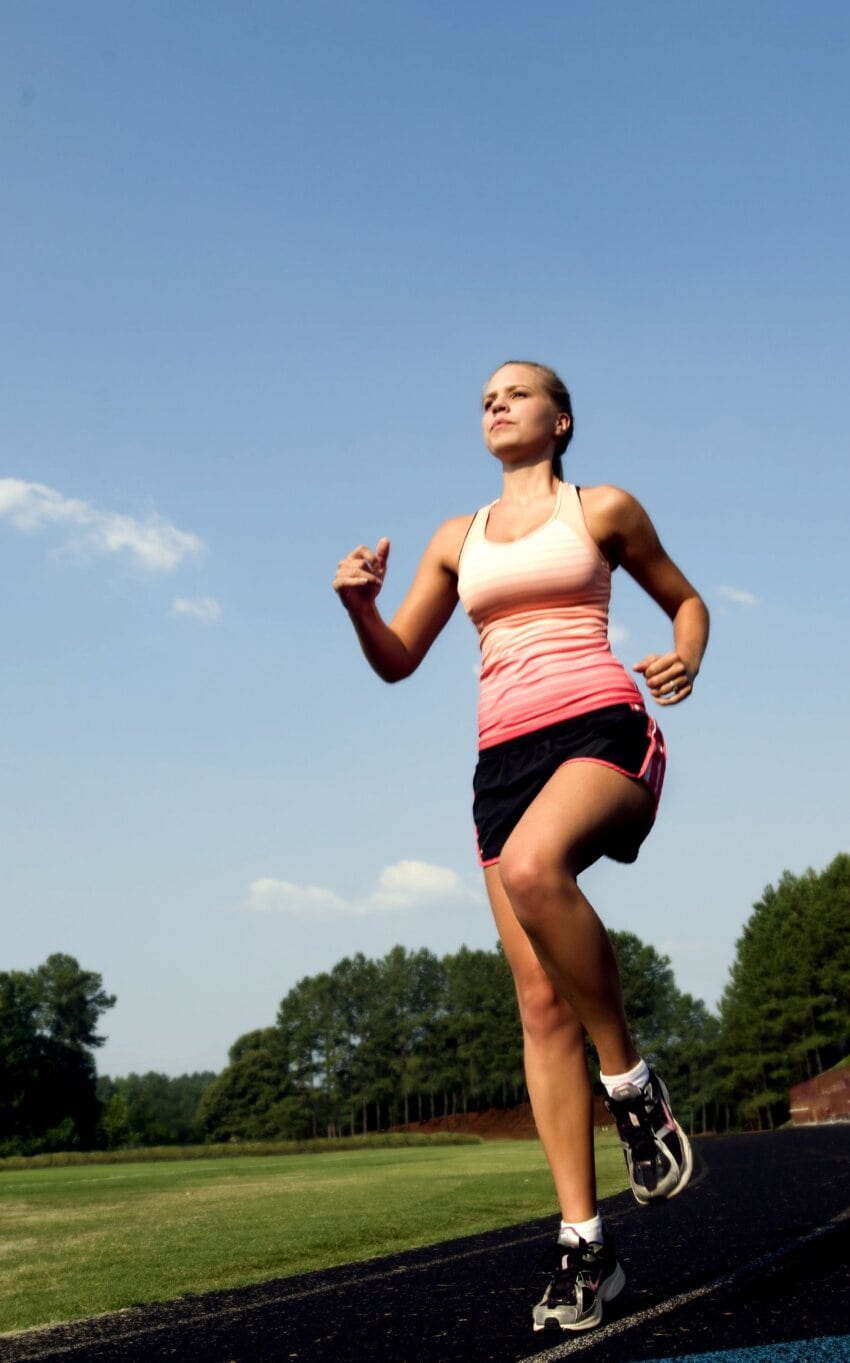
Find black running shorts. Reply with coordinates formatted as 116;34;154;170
472;704;666;867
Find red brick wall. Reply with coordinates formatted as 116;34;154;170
789;1068;850;1125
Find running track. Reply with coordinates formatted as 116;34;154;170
2;1126;848;1363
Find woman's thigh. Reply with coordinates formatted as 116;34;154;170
502;758;656;881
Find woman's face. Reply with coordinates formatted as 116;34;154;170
482;364;569;460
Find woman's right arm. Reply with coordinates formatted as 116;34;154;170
333;516;471;682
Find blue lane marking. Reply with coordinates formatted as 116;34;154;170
646;1337;850;1363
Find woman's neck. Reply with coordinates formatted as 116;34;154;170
498;460;560;504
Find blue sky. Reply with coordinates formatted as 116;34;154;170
2;1;848;1077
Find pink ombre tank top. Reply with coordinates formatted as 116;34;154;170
457;482;644;749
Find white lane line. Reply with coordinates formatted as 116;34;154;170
518;1205;850;1362
10;1204;850;1360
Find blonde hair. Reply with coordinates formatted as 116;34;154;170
499;360;574;479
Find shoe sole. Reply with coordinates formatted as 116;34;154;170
631;1119;694;1205
532;1261;626;1332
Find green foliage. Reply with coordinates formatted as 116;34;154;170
441;944;525;1110
0;954;116;1155
718;853;850;1129
99;1091;131;1148
197;1026;307;1141
610;931;678;1063
97;1071;216;1148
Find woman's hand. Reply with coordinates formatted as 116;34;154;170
633;652;695;705
333;538;390;616
332;515;467;682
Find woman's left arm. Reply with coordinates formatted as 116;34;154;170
583;485;710;707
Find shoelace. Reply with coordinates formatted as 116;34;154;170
610;1093;661;1163
539;1241;599;1301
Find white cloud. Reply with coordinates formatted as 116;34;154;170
0;478;204;571
171;595;222;623
370;860;468;910
608;621;630;647
249;878;349;915
248;859;476;918
716;585;760;607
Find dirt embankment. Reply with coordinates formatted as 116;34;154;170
396;1098;611;1141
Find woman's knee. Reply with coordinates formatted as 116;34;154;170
499;839;579;930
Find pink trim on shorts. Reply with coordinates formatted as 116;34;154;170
567;713;666;808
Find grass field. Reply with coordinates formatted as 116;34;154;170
1;1135;628;1336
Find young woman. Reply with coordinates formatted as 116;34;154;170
333;361;709;1333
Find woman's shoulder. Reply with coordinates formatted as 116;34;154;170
575;482;637;510
433;510;478;540
576;484;661;566
427;511;478;572
576;484;647;532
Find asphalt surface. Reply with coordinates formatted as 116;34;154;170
2;1125;848;1363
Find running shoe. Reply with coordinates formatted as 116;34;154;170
532;1232;626;1333
604;1068;693;1204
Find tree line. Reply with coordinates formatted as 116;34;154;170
197;935;717;1141
2;854;848;1154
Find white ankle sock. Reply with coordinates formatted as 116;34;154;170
600;1058;650;1096
558;1214;603;1247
